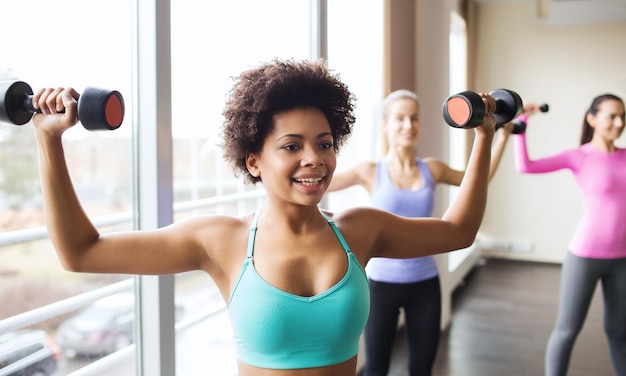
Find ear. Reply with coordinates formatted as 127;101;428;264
246;152;260;178
586;112;596;128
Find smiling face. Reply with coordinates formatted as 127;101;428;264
588;99;626;143
245;107;336;207
383;98;421;151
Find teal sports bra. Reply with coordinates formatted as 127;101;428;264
227;211;370;369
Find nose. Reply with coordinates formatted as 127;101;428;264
401;117;412;129
302;147;324;167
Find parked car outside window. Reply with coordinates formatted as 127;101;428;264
56;292;184;358
0;329;58;376
55;293;135;358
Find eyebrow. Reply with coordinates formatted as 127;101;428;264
276;132;333;141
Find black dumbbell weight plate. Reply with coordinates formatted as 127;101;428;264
0;81;34;126
442;91;485;128
490;89;523;125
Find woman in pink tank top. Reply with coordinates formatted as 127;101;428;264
513;95;626;376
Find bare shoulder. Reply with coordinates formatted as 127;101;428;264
186;212;253;245
324;206;377;221
329;206;401;231
321;207;393;262
423;156;446;171
173;212;253;264
169;212;254;300
423;156;464;186
173;212;251;235
423;157;452;182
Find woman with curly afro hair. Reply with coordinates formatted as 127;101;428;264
32;58;497;376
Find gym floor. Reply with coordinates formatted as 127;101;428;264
377;258;612;376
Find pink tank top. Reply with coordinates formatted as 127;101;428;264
514;133;626;259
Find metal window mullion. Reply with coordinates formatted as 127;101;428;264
310;0;328;61
132;0;176;375
311;0;329;209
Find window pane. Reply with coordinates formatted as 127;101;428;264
448;11;472;271
327;0;384;210
170;1;312;374
0;1;135;374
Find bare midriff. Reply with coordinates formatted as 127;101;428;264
237;356;358;376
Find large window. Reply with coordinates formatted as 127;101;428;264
0;1;136;374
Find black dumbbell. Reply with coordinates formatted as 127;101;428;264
508;118;527;134
0;80;124;130
502;102;550;134
442;89;523;129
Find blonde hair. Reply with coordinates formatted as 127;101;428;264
380;90;420;155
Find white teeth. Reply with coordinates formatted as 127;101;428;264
294;177;323;185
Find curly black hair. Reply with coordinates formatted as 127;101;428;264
220;58;356;184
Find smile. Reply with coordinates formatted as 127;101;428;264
293;177;324;186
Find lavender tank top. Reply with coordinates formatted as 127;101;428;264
366;159;439;283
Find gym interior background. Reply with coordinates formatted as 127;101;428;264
0;0;624;375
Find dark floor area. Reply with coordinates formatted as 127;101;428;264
383;258;613;376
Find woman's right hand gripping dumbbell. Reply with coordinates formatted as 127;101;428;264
475;92;497;135
32;87;81;135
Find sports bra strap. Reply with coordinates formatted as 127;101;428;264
319;211;352;254
246;211;260;258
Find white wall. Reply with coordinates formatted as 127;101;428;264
472;1;626;263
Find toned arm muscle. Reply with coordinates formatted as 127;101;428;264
34;106;242;277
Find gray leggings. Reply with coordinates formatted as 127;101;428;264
546;252;626;376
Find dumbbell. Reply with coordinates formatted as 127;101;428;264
0;80;124;130
504;102;550;134
507;118;527;134
442;89;523;129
